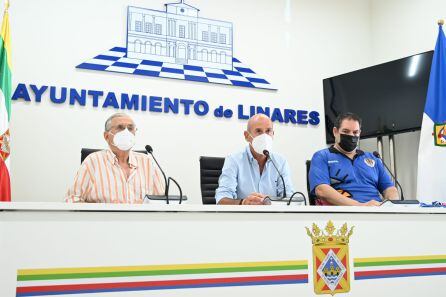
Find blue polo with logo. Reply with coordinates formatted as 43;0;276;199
309;146;394;203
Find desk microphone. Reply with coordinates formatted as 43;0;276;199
263;150;286;198
145;145;169;203
372;151;405;200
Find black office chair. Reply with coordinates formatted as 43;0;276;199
306;160;317;206
199;156;225;204
81;148;147;164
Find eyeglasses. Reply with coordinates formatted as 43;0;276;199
110;124;137;133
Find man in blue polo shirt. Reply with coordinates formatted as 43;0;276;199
309;112;398;206
215;114;295;205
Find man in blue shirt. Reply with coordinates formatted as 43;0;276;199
309;112;398;206
215;114;295;205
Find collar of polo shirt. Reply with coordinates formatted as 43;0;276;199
329;145;364;157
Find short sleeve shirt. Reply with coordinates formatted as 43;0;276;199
309;146;394;203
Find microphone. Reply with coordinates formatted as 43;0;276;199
145;145;169;204
263;150;286;198
372;151;405;200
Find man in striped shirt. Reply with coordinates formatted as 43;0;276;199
65;113;165;203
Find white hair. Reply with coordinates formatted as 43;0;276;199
104;113;131;132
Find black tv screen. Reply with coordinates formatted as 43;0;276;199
323;51;433;144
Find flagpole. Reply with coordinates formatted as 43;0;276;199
417;19;446;202
2;1;9;25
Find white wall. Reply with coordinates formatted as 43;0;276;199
10;0;373;203
359;0;446;199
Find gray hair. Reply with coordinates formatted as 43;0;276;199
104;113;131;132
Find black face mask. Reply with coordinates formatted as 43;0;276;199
338;134;359;152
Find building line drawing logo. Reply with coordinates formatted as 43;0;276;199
76;0;275;90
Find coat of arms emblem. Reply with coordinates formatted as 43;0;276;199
306;220;354;295
0;128;10;161
434;123;446;146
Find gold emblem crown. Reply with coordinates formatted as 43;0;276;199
306;220;354;245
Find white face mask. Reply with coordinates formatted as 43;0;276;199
110;128;135;151
250;133;273;155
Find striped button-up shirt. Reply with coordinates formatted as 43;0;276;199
65;150;165;203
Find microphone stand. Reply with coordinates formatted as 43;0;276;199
373;151;405;200
263;150;286;199
290;191;307;206
145;145;169;204
168;177;184;204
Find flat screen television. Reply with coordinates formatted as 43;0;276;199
323;50;433;144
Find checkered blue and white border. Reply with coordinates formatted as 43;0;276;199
77;47;276;90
